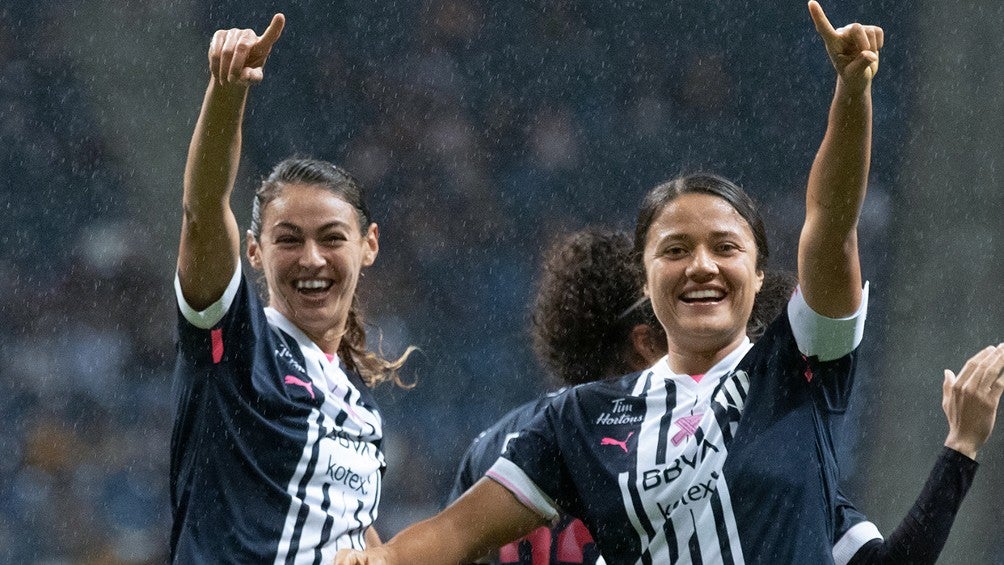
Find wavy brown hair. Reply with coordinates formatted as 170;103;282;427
251;157;414;388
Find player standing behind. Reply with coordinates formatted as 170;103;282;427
171;14;411;563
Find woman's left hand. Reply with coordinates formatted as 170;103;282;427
943;343;1004;460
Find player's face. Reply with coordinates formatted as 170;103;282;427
247;183;378;347
641;192;763;363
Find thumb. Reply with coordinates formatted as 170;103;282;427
943;369;955;410
843;51;878;80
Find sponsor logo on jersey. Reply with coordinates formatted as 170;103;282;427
324;454;375;495
601;431;634;453
655;471;720;518
595;397;644;425
641;438;720;491
275;341;308;375
670;413;704;446
284;375;315;399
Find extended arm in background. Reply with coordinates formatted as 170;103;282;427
333;478;545;565
847;344;1004;564
176;14;285;310
798;1;883;317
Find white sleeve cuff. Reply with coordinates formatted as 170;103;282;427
174;262;242;330
832;520;882;565
787;282;869;361
486;458;561;525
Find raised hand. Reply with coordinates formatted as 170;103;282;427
808;1;883;91
942;344;1004;459
208;13;286;86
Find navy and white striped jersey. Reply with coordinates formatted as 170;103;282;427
489;287;876;564
448;390;601;565
170;265;384;564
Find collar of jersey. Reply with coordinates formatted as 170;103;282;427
651;336;754;392
263;307;347;371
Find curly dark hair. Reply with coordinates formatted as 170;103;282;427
531;228;660;386
748;270;798;340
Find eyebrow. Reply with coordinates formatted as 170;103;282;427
271;220;353;233
655;228;747;241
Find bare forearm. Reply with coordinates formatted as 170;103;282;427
176;80;248;308
798;79;871;317
183;80;249;216
807;79;871;232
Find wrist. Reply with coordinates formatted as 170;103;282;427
944;436;979;461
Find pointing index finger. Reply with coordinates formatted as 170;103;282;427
808;1;837;41
259;13;285;48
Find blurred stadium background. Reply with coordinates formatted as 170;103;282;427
1;0;1000;562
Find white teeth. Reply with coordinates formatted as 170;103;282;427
296;280;330;290
683;289;724;300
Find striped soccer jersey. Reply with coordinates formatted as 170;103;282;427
170;266;384;564
489;288;875;564
448;389;601;565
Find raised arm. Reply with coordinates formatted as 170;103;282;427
334;478;545;565
177;14;285;310
798;1;883;317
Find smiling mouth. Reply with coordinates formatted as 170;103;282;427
680;289;726;304
295;279;333;294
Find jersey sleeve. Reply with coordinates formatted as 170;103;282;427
446;431;488;507
175;261;242;329
485;401;570;525
787;282;869;362
173;262;263;371
844;447;978;565
832;491;882;565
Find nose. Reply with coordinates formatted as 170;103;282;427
685;247;718;281
299;240;325;268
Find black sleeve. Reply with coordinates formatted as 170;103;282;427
848;447;978;565
445;434;484;508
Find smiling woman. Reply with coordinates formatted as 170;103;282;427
170;13;411;564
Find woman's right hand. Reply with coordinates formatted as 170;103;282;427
209;13;285;86
942;343;1004;459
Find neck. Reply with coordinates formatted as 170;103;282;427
665;333;747;375
302;326;345;356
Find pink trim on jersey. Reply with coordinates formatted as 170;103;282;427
211;328;223;364
689;373;705;383
325;353;335;362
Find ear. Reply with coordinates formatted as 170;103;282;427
361;223;379;267
755;268;765;293
629;324;664;368
246;230;263;270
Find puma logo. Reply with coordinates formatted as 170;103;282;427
601;431;634;453
284;375;315;400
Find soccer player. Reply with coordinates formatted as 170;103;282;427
335;2;892;561
171;14;411;562
445;230;795;564
444;227;998;565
